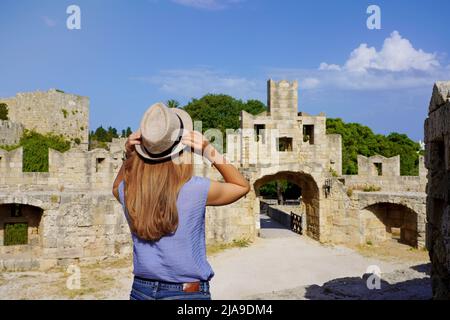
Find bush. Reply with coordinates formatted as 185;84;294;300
20;130;71;172
346;188;353;197
4;223;28;246
363;185;382;192
0;103;8;120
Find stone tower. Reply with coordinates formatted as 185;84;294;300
267;79;298;120
0;89;89;150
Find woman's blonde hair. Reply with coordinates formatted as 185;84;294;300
124;151;193;241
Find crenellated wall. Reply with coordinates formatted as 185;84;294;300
0;120;23;146
341;155;427;193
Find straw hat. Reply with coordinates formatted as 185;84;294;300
135;102;193;161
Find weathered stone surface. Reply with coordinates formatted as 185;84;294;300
429;81;450;114
0;120;23;145
425;81;450;299
0;89;89;149
0;81;430;271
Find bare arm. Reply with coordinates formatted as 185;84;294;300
181;131;250;206
112;163;125;201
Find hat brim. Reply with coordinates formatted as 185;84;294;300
135;108;193;162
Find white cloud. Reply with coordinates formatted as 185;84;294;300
133;67;264;100
279;30;447;91
171;0;243;10
319;63;341;71
41;16;57;27
300;78;320;89
341;31;440;72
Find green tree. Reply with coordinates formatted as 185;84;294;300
90;125;133;150
0;103;8;120
259;180;300;202
93;126;108;142
326;118;421;176
166;99;180;108
183;94;266;136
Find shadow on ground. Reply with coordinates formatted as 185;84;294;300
259;215;288;230
249;263;431;300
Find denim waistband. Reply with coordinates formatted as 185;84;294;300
133;276;210;293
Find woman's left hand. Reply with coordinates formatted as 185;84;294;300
125;130;141;157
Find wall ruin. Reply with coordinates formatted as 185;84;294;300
424;81;450;299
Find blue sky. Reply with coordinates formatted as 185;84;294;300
1;0;449;141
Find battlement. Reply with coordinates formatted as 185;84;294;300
0;89;89;150
357;155;400;177
0;138;126;192
0;120;23;145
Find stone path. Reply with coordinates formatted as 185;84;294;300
208;214;431;300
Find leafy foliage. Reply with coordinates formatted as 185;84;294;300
326;118;422;176
4;223;28;246
166;99;180;108
259;180;301;200
183;95;266;135
1;130;71;172
20;130;71;172
0;103;8;120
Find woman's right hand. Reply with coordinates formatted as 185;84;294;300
125;130;141;157
181;130;212;155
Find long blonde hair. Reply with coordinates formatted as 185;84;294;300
124;151;193;241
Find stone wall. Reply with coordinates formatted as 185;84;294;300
0;144;257;270
195;159;258;244
340;155;427;193
0;120;23;146
0;192;130;271
424;81;450;299
0;89;89;149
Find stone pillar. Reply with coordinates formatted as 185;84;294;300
424;81;450;299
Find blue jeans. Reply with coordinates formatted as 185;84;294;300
130;276;212;300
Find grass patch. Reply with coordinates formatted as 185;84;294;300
351;240;429;263
346;188;353;197
207;238;252;256
363;185;382;192
58;265;119;299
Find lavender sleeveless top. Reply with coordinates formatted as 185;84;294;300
118;176;214;283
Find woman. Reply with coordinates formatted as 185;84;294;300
112;102;250;300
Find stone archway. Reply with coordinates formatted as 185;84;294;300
0;203;44;256
253;171;320;240
361;202;419;247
